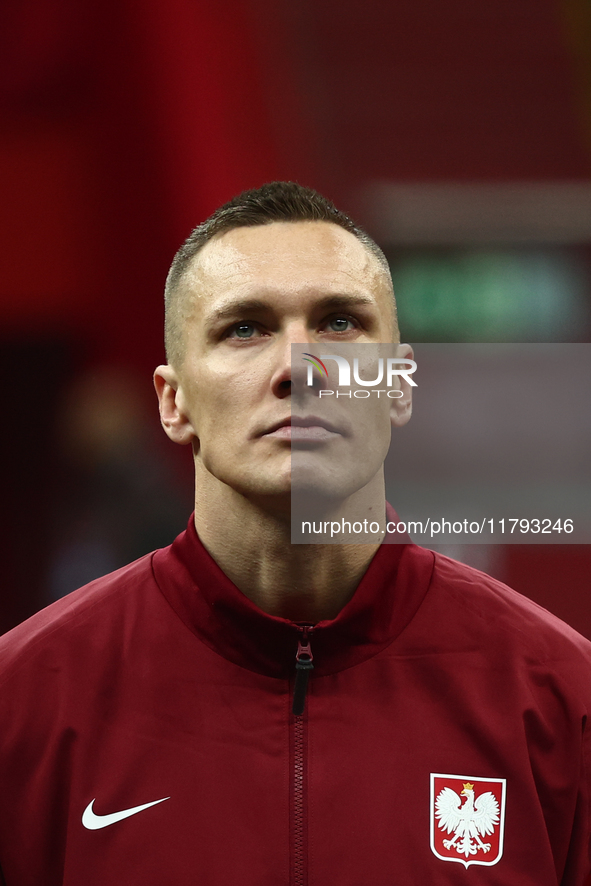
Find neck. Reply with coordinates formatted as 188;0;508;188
192;470;386;622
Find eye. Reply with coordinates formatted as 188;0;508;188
325;316;356;333
228;323;258;339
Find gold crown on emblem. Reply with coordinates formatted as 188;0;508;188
462;782;474;791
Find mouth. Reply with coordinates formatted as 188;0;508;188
263;416;342;442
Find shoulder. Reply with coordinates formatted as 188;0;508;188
0;551;159;685
423;549;591;671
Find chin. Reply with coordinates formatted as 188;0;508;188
228;470;292;500
290;456;379;503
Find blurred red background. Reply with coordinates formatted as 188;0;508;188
1;0;590;636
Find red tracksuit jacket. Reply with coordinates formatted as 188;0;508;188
0;517;590;885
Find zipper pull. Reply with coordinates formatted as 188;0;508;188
292;628;314;716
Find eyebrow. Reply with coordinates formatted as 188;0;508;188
207;299;273;324
206;293;378;324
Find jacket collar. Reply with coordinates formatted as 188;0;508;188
152;508;434;678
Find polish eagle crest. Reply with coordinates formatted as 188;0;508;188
430;774;506;868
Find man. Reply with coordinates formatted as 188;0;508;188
0;182;590;885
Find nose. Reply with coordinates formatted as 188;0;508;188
269;321;315;400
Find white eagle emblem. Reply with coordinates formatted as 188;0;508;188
430;773;506;868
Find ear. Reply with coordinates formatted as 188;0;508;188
390;344;414;429
153;365;196;445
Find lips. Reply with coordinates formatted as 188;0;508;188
262;415;342;441
267;416;338;433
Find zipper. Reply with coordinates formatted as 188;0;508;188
292;715;306;886
292;625;314;886
293;626;314;716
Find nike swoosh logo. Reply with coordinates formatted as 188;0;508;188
82;796;170;830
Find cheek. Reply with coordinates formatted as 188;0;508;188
180;347;274;455
354;399;392;443
187;372;261;445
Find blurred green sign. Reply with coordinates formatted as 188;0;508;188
389;249;588;341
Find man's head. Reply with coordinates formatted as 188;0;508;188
164;181;398;368
155;182;411;510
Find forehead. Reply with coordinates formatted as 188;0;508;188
181;221;390;313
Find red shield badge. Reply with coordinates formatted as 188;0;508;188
430;773;506;869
